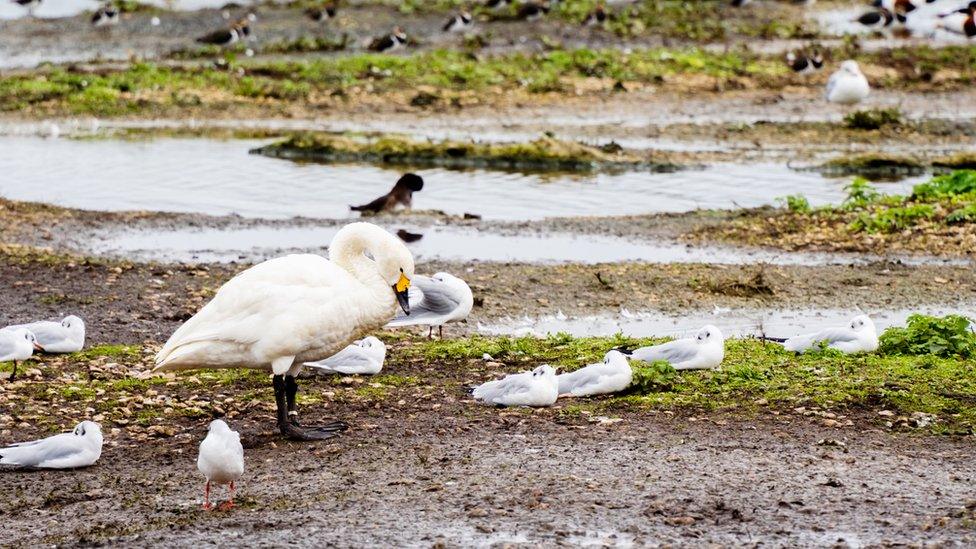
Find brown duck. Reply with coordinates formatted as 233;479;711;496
350;173;425;214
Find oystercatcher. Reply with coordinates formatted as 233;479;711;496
443;11;473;32
786;50;824;75
582;4;608;26
91;3;119;27
196;18;251;46
368;27;407;52
306;2;337;22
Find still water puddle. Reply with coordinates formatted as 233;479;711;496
0;136;921;221
477;306;976;339
83;224;967;266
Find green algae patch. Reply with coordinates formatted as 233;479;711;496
251;132;684;173
817;153;927;180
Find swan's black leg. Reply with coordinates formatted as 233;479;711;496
274;374;348;441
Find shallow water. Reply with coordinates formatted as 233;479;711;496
83;224;967;266
0;136;922;221
477;305;976;339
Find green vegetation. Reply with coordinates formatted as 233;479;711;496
880;314;976;359
843;108;903;131
252;132;683;172
781;194;811;213
411;331;976;433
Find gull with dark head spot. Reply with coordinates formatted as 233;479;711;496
5;315;85;353
769;314;878;354
0;327;42;381
304;336;386;375
557;350;632;397
0;421;102;469
472;365;558;407
386;272;473;338
627;325;725;370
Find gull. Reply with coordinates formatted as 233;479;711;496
628;325;725;370
198;419;244;511
0;421;102;469
304;336;386;375
826;60;870;105
557;350;632;397
154;222;415;441
768;314;878;354
472;365;558;407
5;315;85;353
0;328;42;381
387;272;473;338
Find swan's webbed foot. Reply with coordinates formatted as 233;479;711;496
278;421;348;441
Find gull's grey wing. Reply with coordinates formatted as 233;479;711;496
825;71;839;98
18;322;65;345
388;276;462;326
814;327;859;344
0;434;82;467
557;366;602;395
305;347;376;374
632;339;698;365
473;373;530;402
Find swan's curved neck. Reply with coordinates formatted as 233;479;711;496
330;227;387;292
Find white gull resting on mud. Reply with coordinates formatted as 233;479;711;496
153;222;415;441
472;365;559;407
304;336;387;375
0;421;102;469
5;315;85;353
387;272;474;338
557;350;633;397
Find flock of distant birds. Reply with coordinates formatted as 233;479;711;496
9;0;973;51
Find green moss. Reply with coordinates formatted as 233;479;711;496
73;345;142;361
252;132;683;173
843;108;903;131
819;153;926;179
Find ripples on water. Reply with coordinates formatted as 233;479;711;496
1;136;922;221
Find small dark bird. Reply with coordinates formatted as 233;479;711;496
443;11;473;32
484;0;513;11
582;4;608;26
368;27;407;52
730;0;753;6
786;50;824;75
854;8;894;28
517;0;550;21
350;173;425;214
196;18;251;46
91;3;119;27
305;2;337;22
396;229;424;243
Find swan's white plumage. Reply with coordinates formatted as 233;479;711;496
198;419;244;485
557;350;632;397
154;223;414;376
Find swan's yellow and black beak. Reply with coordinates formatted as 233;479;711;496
394;273;411;315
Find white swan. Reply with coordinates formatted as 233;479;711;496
304;336;386;375
154;222;415;440
557;350;633;397
779;315;878;354
5;315;85;353
386;272;474;338
825;60;870;105
629;325;725;370
0;421;102;469
198;419;244;510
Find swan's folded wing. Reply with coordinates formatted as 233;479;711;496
156;255;356;369
632;339;698;365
